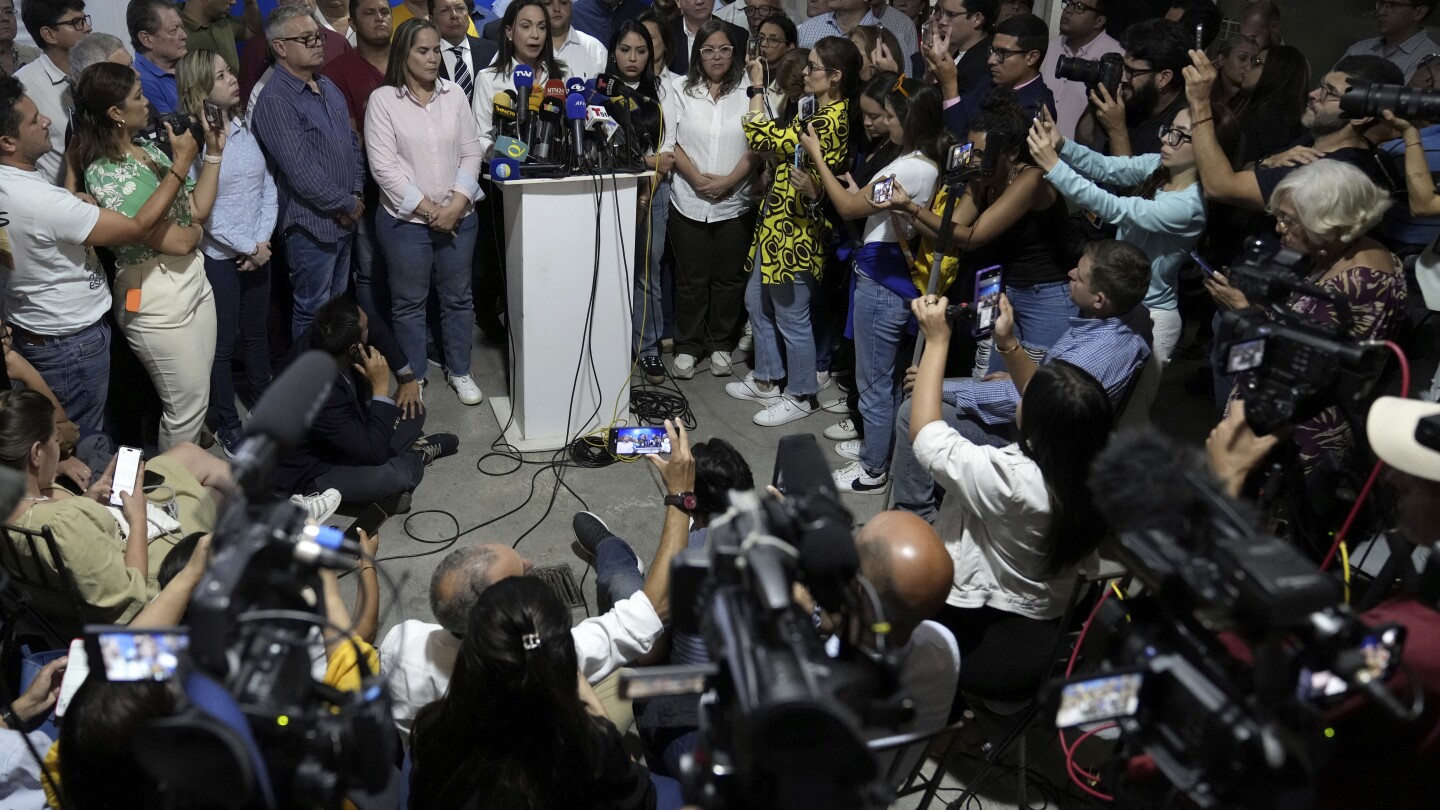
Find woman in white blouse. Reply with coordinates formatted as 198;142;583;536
472;0;569;154
367;19;485;405
908;293;1112;709
666;19;760;380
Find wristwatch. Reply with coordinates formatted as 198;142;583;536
1;706;23;731
664;491;698;511
396;372;417;385
747;85;767;98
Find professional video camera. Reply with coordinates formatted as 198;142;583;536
130;351;396;810
1056;52;1124;97
621;434;914;810
1064;431;1422;809
1213;237;1389;435
1341;80;1440;122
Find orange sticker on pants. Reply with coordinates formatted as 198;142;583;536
125;288;142;313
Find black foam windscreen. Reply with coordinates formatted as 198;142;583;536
245;350;338;450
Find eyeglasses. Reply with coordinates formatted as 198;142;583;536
1158;124;1192;147
744;4;780;14
802;62;835;75
700;45;734;59
1061;1;1100;13
756;35;787;46
50;14;91;30
933;7;973;22
275;33;325;48
0;8;15;19
989;45;1026;61
1313;82;1343;103
1274;210;1302;233
1121;64;1157;79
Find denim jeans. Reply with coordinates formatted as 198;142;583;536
634;180;671;357
204;255;272;437
892;395;1012;523
283;226;353;338
13;319;109;434
377;209;478;380
746;268;820;397
595;534;646;614
852;274;914;474
985;280;1077;375
352;204;389;320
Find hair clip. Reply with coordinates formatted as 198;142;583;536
893;74;909;98
521;633;541;651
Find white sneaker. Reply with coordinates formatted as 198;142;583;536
833;461;888;494
710;350;733;377
824;417;859;440
448;374;483;405
819;395;849;414
816;371;834;393
736;320;753;353
291;488;342;524
726;372;780;402
835;440;862;461
753;394;815;426
673;353;698;379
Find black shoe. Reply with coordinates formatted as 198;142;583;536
376;490;413;516
571;511;614;562
412;433;459;466
639;354;666;385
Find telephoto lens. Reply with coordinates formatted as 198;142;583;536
1340;81;1440;122
1055;52;1124;95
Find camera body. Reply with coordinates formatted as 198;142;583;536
134;102;225;148
1341;80;1440;123
1056;52;1124;97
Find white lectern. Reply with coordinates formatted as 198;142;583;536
488;172;644;451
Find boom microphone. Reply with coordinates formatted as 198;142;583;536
1089;428;1220;541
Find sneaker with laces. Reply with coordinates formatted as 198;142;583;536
291;488;342;523
753;394;815;426
824;418;859;440
639;354;666;384
726;372;780;402
672;353;698;379
835;440;862;461
736;321;753;353
412;433;459;465
448;374;483;405
710;350;733;377
819;395;849;414
832;461;888;494
571;511;644;574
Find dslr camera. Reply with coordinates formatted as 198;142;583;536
133;101;225;147
1055;52;1124;96
1341;80;1440;123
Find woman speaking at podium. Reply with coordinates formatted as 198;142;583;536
473;0;570;154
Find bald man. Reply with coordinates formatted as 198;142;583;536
378;539;665;745
1239;1;1283;52
852;511;960;779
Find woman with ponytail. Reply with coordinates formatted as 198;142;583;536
408;575;656;809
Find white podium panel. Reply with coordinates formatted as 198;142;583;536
488;173;642;451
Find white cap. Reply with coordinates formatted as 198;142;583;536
1367;396;1440;482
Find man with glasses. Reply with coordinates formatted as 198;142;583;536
180;0;263;73
796;0;917;77
1079;17;1188;157
1185;53;1403;213
1343;0;1440;82
667;0;747;73
0;0;39;78
240;0;350;107
128;0;189;114
15;0;89;185
941;12;1055;142
433;0;498;107
1040;0;1121;140
919;0;993;95
251;4;366;339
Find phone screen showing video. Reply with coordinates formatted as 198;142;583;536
948;142;974;173
1225;337;1266;374
798;95;817;121
610;426;671;456
87;626;188;682
871;176;895;204
1055;671;1143;729
971;265;1003;337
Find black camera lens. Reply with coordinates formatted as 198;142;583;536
1340;80;1440;122
1055;53;1123;95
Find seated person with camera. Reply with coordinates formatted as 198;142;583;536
270;296;456;512
889;239;1151;525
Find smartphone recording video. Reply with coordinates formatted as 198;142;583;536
971;265;1003;338
1055;671;1144;729
84;626;188;682
609;426;671;456
798;94;817;122
871;176;896;204
110;445;143;507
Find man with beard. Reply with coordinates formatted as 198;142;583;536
1183;51;1402;212
1076;17;1188;157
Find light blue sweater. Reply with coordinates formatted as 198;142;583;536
1044;139;1207;311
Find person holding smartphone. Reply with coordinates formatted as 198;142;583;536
801;74;948;494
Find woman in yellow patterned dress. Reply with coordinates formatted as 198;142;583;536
726;36;860;427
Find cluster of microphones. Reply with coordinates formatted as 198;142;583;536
489;65;648;179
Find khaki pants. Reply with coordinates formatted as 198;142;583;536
593;668;636;735
114;252;217;450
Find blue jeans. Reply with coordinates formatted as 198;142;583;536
352;203;389;320
985;280;1077;375
746;268;820;397
892;395;1013;522
377;209;478;380
283;226;353;338
13;319;110;434
634;180;671;357
204;255;271;437
595;534;646;614
853;274;914;474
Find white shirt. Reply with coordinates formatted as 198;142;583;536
862;151;938;245
1039;30;1124;140
0;729;53;808
14;54;72;185
715;0;810;27
473;59;561;154
796;6;919;76
874;621;960;785
668;77;755;222
441;36;479;93
554;27;609;79
378;589;664;745
913;421;1093;620
0;164;110;334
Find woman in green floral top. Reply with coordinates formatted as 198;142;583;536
71;63;224;450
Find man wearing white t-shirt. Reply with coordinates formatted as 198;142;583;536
0;78;200;433
546;0;608;78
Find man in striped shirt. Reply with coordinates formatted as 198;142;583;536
890;240;1153;521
